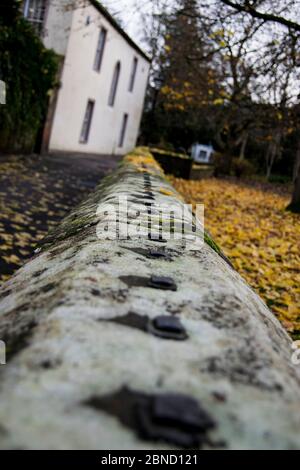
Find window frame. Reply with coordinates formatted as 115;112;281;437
119;113;129;148
93;27;107;73
128;57;138;92
80;100;95;144
108;62;121;107
23;0;48;36
199;150;208;159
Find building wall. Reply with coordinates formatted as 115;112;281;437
48;1;150;155
43;0;74;56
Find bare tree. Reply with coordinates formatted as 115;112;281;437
119;0;300;210
220;0;300;32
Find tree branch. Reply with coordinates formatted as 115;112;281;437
220;0;300;32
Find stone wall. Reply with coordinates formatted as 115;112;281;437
0;148;299;449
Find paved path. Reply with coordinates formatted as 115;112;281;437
0;152;121;283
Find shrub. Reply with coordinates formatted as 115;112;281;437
269;174;291;184
232;158;256;178
213;153;256;178
0;2;58;153
213;152;232;176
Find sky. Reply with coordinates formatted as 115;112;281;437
102;0;150;47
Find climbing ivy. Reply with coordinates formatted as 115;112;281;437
0;1;58;153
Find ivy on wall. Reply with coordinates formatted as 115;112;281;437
0;1;58;153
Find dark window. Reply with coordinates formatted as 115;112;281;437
80;100;95;143
94;27;107;72
23;0;47;36
129;57;138;92
108;62;121;107
119;113;129;147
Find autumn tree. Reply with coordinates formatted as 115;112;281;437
160;0;300;209
142;0;268;165
141;0;219;149
127;0;300;209
217;0;300;211
201;10;264;171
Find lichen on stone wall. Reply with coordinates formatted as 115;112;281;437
0;148;299;450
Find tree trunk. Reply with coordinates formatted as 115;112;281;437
266;133;281;180
222;151;234;175
287;162;300;213
0;148;300;450
265;142;274;180
239;132;248;160
293;140;300;184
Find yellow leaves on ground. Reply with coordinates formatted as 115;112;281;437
171;177;300;336
0;154;95;284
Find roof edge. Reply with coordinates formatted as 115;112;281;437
89;0;151;62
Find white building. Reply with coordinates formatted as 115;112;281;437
191;143;214;164
22;0;151;155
